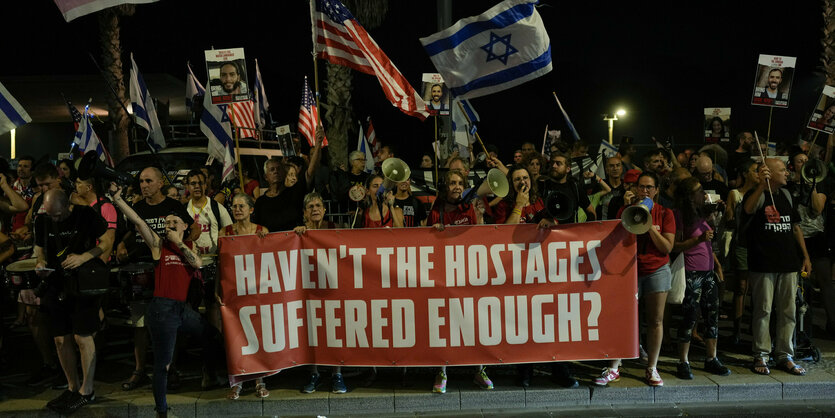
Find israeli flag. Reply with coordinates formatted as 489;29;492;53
0;81;31;135
420;0;551;99
253;59;270;129
129;53;166;151
185;62;205;109
74;111;113;166
200;92;236;182
357;124;375;173
451;98;478;150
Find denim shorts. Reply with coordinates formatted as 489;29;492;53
638;264;672;298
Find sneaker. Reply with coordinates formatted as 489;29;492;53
302;373;320;393
433;371;447;394
593;367;621;386
26;365;57;387
705;358;731;376
332;373;347;394
58;391;94;415
46;390;74;410
473;367;494;390
676;362;694;380
646;367;664;387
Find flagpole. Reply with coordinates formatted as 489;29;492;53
312;55;322;126
228;104;245;191
434;115;439;196
456;101;488;155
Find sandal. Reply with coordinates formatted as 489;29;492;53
255;382;270;398
777;360;806;376
121;370;149;391
227;384;242;400
751;357;770;375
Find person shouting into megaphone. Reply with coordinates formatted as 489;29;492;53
599;172;675;388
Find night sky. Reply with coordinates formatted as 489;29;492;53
6;0;825;164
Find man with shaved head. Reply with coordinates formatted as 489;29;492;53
35;189;113;414
742;158;811;376
695;155;729;202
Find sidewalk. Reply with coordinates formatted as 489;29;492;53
3;338;835;417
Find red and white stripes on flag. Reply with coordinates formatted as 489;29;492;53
298;76;328;147
229;100;258;139
311;0;429;121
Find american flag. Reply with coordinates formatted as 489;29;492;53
228;100;258;139
365;117;380;162
298;76;328;147
62;95;84;131
311;0;429;121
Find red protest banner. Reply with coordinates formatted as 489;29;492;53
218;221;637;379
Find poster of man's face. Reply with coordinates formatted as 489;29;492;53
703;108;731;144
205;48;249;104
807;85;835;134
421;73;449;115
751;54;796;108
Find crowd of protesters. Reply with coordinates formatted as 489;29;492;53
0;124;831;416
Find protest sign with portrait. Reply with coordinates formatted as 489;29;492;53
703;108;731;144
807;85;835;134
206;48;249;104
751;54;796;108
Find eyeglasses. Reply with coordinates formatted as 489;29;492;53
637;185;656;191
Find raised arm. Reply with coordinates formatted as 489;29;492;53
109;183;161;256
0;174;28;213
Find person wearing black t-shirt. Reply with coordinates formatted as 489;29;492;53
538;152;595;226
392;180;427;227
727;132;753;188
252;158;306;232
743;158;811;376
34;189;112;414
329;150;370;211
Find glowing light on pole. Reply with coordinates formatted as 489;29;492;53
603;109;627;144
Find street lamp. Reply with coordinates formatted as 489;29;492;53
603;109;627;144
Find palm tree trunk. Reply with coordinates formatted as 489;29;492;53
322;0;388;169
97;5;134;163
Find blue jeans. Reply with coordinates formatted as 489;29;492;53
146;297;219;412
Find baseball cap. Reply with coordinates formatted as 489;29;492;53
623;169;641;184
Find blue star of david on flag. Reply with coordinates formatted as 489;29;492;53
420;0;552;99
480;32;518;65
219;104;230;123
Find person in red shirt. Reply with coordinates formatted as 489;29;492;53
109;183;220;418
494;165;545;224
595;172;675;388
427;170;483;229
427;170;490;394
353;174;404;228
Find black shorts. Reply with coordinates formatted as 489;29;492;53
42;291;102;337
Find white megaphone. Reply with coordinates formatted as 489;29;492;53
378;157;411;198
621;197;654;234
461;168;509;202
